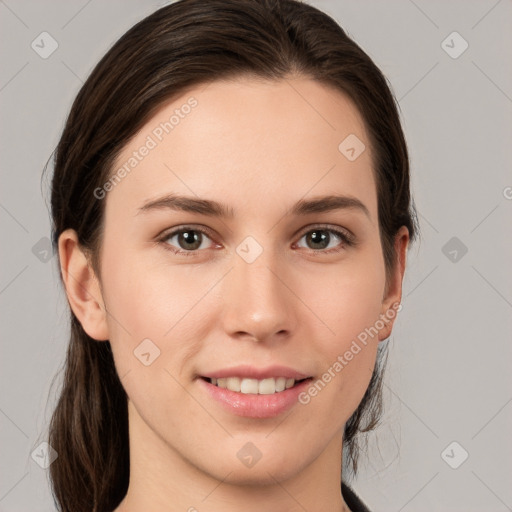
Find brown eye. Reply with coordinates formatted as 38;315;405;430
161;227;216;254
174;230;203;250
296;227;354;253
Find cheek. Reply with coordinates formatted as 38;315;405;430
299;248;385;406
306;250;386;351
298;277;382;429
99;247;216;372
98;256;209;417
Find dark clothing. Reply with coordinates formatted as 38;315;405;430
342;482;371;512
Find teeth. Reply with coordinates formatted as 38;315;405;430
226;377;241;392
211;376;299;394
258;378;275;395
240;378;259;394
275;377;286;392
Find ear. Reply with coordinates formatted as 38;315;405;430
58;229;109;341
378;225;409;341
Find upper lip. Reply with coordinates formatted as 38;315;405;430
200;365;311;380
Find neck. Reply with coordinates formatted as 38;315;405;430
116;400;351;512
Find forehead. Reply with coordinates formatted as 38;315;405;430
105;76;377;224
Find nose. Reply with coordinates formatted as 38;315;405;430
220;244;297;344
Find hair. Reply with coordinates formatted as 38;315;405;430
45;0;419;510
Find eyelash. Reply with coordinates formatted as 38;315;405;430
157;224;356;257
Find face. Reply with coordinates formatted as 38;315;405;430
82;76;406;485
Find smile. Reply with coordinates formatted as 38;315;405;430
198;374;314;418
203;376;310;395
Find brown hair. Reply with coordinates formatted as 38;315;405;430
46;0;419;510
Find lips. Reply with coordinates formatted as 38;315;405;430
197;365;313;415
198;375;314;418
200;364;311;381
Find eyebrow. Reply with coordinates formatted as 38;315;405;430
137;193;371;219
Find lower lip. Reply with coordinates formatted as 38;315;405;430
198;377;313;418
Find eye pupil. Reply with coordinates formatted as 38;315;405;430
179;230;202;250
307;230;330;249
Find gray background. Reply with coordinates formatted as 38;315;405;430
1;0;511;510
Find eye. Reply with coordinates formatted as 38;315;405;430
294;226;355;253
157;224;355;257
159;226;217;255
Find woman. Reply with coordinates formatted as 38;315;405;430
47;0;418;510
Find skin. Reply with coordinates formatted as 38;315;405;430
59;76;409;512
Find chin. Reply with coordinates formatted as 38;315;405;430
191;445;311;486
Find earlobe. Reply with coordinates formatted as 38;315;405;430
58;229;109;341
378;226;409;342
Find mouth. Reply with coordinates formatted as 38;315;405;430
200;376;312;395
198;365;314;418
